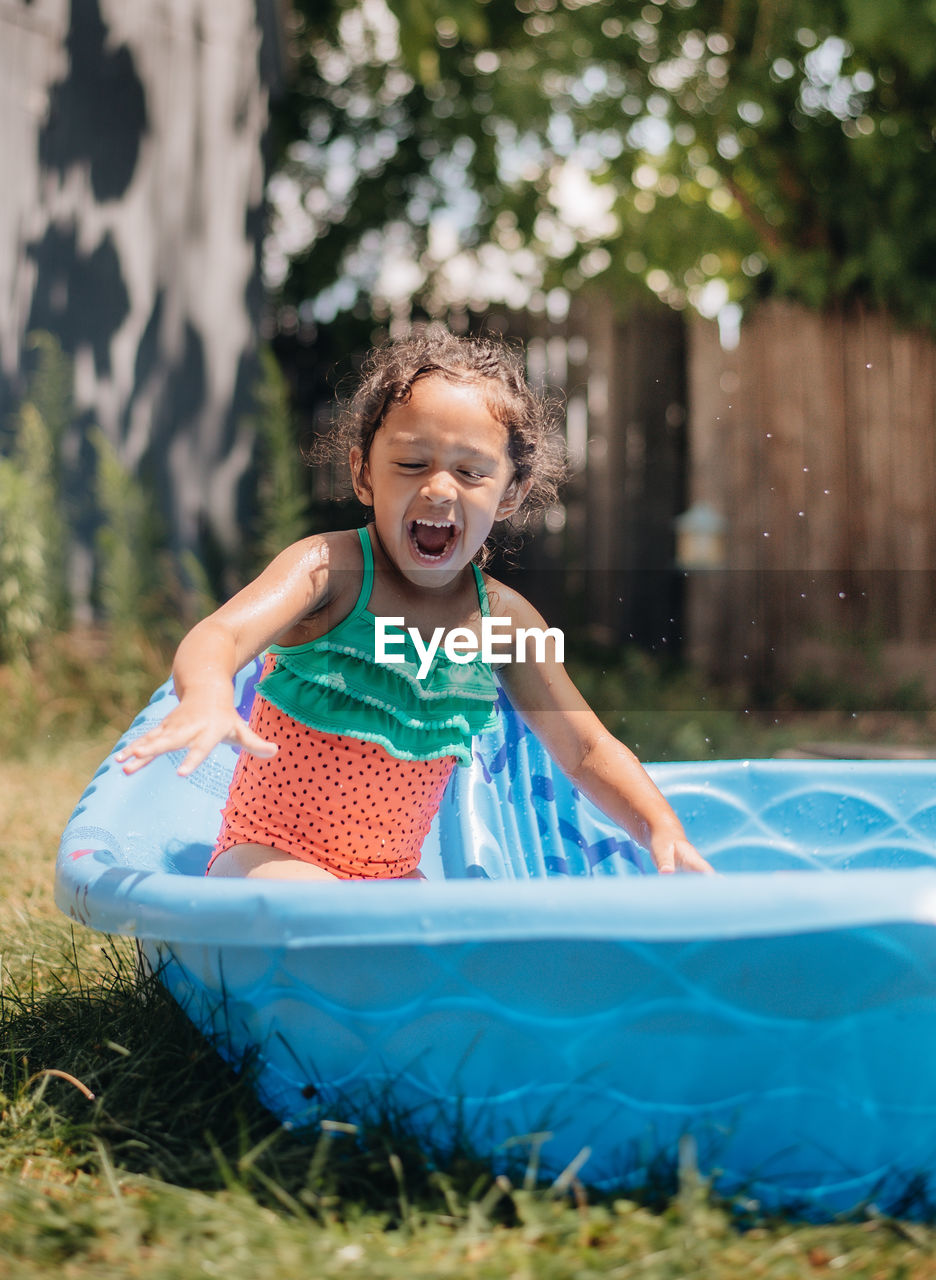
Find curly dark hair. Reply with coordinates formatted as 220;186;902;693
313;328;567;540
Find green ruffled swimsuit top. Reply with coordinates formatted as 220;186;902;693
257;527;499;766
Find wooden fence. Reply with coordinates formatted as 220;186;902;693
458;295;688;655
685;300;936;697
297;294;936;701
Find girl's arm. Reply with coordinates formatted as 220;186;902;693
117;534;338;777
494;588;713;874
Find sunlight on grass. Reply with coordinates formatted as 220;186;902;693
1;731;118;911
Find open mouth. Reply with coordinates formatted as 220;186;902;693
408;519;457;560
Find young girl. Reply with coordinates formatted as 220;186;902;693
118;330;711;878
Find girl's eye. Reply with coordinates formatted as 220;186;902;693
395;462;488;480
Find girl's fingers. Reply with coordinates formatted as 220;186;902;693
177;727;277;777
674;841;716;875
653;839;715;875
175;727;231;776
116;731;171;773
116;718;278;777
117;722;204;774
176;742;213;777
120;754;151;775
236;726;278;758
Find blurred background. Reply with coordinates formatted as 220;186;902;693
2;0;935;758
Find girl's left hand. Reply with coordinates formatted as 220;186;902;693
650;833;715;875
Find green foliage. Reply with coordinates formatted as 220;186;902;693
0;401;67;659
567;647;753;760
24;329;73;452
0;333;221;656
0;334;163;658
0;629;177;756
276;0;936;329
92;429;170;637
565;643;936;759
0;330;336;663
250;346;311;570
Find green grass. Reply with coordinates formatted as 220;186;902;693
565;644;936;762
3;637;936;1275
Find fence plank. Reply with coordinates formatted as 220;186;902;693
686;301;936;696
891;323;933;639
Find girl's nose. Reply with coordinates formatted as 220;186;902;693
421;469;457;502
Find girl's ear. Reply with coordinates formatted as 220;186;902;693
495;475;533;521
349;447;373;506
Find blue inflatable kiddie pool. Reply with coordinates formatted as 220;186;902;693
57;659;936;1216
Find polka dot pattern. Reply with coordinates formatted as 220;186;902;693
211;681;456;880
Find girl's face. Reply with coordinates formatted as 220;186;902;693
351;375;528;587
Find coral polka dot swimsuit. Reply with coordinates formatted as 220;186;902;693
209;528;498;879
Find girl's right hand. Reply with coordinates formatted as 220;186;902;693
115;699;278;778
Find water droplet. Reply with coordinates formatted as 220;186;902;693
763;530;770;537
866;362;872;369
802;466;809;472
766;432;772;438
823;488;831;494
838;591;846;599
797;510;805;517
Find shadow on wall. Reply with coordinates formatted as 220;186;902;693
39;0;148;201
25;224;130;377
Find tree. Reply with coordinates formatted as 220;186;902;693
272;0;936;329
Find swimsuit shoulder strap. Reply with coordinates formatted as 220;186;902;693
472;562;490;618
349;526;375;617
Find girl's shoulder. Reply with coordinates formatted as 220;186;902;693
269;528;367;641
479;572;548;630
317;526;367;568
282;526;364;567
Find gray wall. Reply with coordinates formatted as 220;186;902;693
0;0;285;604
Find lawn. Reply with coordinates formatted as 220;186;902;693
2;649;936;1276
